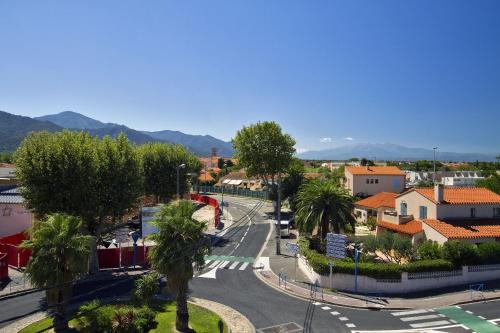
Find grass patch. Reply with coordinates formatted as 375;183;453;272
19;300;228;333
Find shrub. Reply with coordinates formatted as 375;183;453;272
404;259;454;272
417;241;443;260
95;305;115;333
478;242;500;264
133;272;160;306
112;307;136;333
442;240;480;267
366;216;377;231
135;307;157;333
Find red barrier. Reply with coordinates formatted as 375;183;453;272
0;232;29;246
0;253;8;280
98;248;120;269
120;246;146;267
190;194;221;227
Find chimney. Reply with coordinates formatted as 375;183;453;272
434;184;444;203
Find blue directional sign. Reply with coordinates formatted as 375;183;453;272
326;233;347;259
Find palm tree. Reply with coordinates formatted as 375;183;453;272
295;180;356;240
148;200;211;332
21;214;91;332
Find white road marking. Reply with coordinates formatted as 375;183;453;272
220;261;230;268
254;256;270;271
240;236;245;242
346;323;356;328
209;260;220;269
330;311;340;316
239;262;249;270
321;306;331;310
204;260;212;265
391;309;430;316
198;267;218;279
400;314;441;322
228;261;239;270
466;310;473;314
313;302;322;306
409;320;451;328
339;317;349;321
478;316;486;320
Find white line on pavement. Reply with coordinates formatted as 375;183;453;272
321;306;331;310
346;323;356;328
330;311;340;316
391;309;430;316
409;320;450;328
239;262;249;270
209;260;220;269
339;317;349;321
220;261;230;268
400;314;441;322
228;261;239;270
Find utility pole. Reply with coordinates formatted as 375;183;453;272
432;147;438;184
177;163;186;199
276;176;281;255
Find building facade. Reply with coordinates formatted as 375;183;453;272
344;166;406;197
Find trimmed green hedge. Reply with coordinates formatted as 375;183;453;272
299;238;455;280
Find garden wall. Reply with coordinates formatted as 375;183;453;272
298;255;500;294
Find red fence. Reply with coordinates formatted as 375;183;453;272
190;194;220;227
98;246;151;269
0;232;31;269
0;253;8;280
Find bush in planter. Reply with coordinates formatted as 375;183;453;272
417;240;443;260
442;240;480;267
478;242;500;264
135;307;157;332
404;259;454;272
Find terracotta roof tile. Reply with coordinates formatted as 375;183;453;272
346;166;405;176
355;192;398;209
377;220;423;235
423;219;500;239
414;187;500;205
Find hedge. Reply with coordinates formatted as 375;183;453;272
299;238;455;280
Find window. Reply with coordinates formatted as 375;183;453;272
366;179;370;184
470;207;476;218
370;179;374;184
375;179;379;184
494;207;500;217
400;202;408;216
419;206;427;219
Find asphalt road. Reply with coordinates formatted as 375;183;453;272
1;195;500;333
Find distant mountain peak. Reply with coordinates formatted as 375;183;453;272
35;111;117;130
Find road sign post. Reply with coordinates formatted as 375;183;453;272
286;242;300;281
354;248;360;293
329;262;334;290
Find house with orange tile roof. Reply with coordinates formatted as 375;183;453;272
354;192;398;223
344;166;405;197
376;184;500;244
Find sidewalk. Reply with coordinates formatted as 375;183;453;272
256;227;500;310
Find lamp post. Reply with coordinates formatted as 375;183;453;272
276;177;282;255
432;147;438;184
177;163;186;199
354;248;360;293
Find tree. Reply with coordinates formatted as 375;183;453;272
15;131;143;272
138;143;201;202
224;159;234;168
477;173;500;194
417;240;443;260
363;233;414;264
295;180;356;240
281;158;305;212
217;157;225;169
21;214;91;332
360;158;375;166
148;200;211;332
133;272;160;307
233;121;295;191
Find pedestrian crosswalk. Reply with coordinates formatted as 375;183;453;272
202;255;255;272
391;309;452;329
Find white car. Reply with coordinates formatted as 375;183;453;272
275;219;291;238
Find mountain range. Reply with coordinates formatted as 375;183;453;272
298;142;498;162
1;111;233;156
1;110;497;161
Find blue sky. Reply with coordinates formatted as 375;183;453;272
1;1;499;154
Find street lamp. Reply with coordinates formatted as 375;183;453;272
432;147;438;184
177;163;186;199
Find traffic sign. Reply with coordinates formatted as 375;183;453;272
326;233;346;259
286;242;299;255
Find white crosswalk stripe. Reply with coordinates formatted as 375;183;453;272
409;320;451;328
220;261;230;268
239;262;250;270
208;260;220;268
391;309;451;329
228;261;239;270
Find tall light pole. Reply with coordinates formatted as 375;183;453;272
432;147;438;184
276;176;282;255
177;163;186;199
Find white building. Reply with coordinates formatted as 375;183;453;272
0;187;33;237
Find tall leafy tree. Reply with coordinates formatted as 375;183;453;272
281;158;305;212
232;121;296;190
15;131;143;272
148;200;211;332
21;214;91;332
295;180;356;239
138;143;201;202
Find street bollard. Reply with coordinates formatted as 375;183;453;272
218;319;224;333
